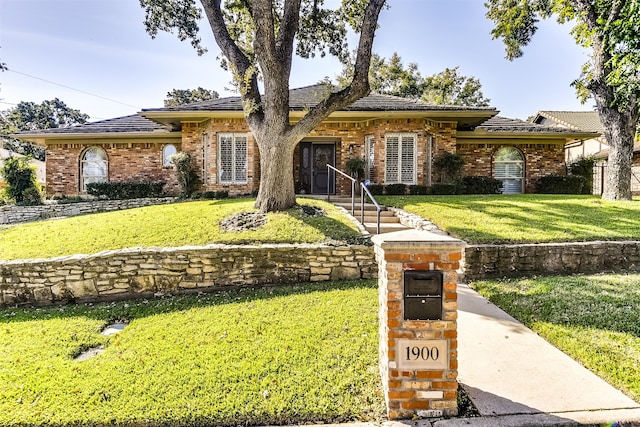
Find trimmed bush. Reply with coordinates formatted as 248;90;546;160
434;152;464;183
568;156;596;194
201;190;230;200
366;184;384;196
86;181;165;200
385;183;406;195
461;176;503;194
170;152;199;197
430;183;461;195
537;175;586;194
409;185;429;195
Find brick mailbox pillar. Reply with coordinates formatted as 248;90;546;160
372;230;465;419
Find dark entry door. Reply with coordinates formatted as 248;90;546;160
311;144;335;194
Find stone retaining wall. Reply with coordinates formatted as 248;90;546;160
0;198;176;225
463;240;640;280
0;244;376;306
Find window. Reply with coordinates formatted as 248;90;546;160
385;133;416;184
494;146;524;194
365;135;375;181
81;147;107;192
219;133;248;184
162;144;177;166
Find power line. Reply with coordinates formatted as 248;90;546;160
6;68;140;110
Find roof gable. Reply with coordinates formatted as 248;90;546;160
534;111;604;134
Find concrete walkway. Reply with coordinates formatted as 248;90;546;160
448;283;640;426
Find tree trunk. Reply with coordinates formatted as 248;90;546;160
597;102;638;201
254;138;297;212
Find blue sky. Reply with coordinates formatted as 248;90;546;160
0;0;593;122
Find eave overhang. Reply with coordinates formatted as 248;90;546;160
11;130;182;145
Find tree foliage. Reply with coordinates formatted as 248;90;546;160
485;0;640;200
1;155;42;205
338;52;490;106
140;0;387;212
164;87;220;107
1;98;89;161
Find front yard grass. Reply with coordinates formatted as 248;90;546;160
0;280;384;427
0;198;361;261
472;273;640;403
378;194;640;243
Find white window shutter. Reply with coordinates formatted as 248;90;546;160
386;136;399;183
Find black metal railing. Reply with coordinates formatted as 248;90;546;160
360;182;382;235
326;164;382;234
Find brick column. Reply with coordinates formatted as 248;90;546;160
372;230;465;419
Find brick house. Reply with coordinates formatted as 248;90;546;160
16;86;597;197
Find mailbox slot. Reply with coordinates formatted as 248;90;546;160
404;271;443;320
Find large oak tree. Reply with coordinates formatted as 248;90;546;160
140;0;387;212
486;0;640;200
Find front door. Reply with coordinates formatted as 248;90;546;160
311;143;335;194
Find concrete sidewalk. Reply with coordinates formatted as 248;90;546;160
445;283;640;426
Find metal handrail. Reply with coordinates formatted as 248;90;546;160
361;183;382;235
326;164;356;215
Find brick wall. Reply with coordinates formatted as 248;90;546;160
456;141;566;193
46;140;180;196
0;244;376;307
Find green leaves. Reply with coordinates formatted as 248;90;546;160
139;0;206;55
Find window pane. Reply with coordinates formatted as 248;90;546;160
163;144;176;166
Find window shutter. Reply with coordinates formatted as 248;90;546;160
234;135;247;182
386;136;399;183
401;135;415;183
365;135;375;180
219;135;233;183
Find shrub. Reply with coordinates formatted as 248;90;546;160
430;183;461;195
170;152;199;197
385;183;406;195
86;181;165;200
366;184;384;196
345;157;366;180
0;156;42;205
434;152;464;183
568;156;596;194
537;175;586;194
461;176;503;194
201;190;229;200
409;185;429;195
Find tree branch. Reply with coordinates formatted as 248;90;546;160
289;0;386;139
200;0;262;122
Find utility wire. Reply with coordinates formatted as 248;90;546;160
6;68;140;110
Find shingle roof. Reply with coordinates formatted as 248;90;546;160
535;111;604;133
142;85;496;113
15;114;171;136
476;116;596;135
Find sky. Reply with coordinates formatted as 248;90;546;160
0;0;594;123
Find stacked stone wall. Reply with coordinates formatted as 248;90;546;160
0;198;176;225
0;244;376;307
464;241;640;280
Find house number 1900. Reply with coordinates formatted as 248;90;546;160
396;339;447;370
405;345;439;361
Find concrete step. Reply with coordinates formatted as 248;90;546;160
365;222;411;234
359;215;401;224
334;202;386;212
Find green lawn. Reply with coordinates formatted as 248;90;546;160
378;194;640;243
472;273;640;402
0;198;361;261
0;280;384;427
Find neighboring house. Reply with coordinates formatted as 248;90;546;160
0;147;46;190
532;110;606;163
15;86;597;197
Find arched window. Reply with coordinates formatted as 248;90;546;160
80;147;107;192
494;146;524;194
163;144;177;166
